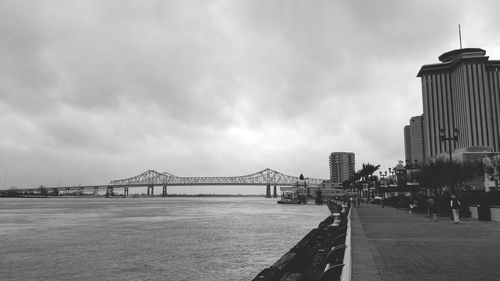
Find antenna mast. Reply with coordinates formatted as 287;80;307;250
458;24;462;49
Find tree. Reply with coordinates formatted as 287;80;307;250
413;160;484;194
342;180;351;190
361;163;381;181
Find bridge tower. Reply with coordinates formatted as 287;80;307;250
266;184;271;198
162;185;167;197
147;185;154;196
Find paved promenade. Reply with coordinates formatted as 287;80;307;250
351;204;500;281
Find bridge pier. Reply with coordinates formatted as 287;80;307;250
66;188;70;195
273;185;277;198
162;186;167;197
147;185;154;196
106;186;114;196
266;184;271;198
124;187;129;197
79;187;84;196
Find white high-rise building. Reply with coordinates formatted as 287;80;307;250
329;152;355;183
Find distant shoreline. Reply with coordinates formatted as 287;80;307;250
1;193;266;198
159;194;265;197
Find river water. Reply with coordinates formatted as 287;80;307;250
0;197;330;281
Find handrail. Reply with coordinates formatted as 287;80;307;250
340;206;352;281
318;201;351;281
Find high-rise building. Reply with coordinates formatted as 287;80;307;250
404;125;412;163
329;152;355;183
405;116;426;164
410;115;426;163
417;48;500;158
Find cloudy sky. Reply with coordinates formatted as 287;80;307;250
1;0;500;193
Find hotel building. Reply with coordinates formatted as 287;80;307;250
416;48;500;159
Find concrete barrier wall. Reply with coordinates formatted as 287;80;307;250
468;206;500;222
469;206;478;219
490;206;500;222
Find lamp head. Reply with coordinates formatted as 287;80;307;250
439;129;445;141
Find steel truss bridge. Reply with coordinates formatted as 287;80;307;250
4;168;327;198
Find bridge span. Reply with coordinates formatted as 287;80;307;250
4;168;327;198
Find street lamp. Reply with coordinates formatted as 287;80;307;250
439;128;459;193
388;168;395;186
379;171;388;192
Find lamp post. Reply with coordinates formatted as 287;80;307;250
439;128;459;193
387;168;394;187
379;171;387;186
379;171;387;198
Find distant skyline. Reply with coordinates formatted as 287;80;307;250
2;0;500;193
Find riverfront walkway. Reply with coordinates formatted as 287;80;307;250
351;204;500;281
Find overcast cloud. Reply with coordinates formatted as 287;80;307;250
2;0;500;191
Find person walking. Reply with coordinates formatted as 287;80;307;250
450;195;461;224
427;196;438;222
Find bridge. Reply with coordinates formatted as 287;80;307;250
2;168;327;198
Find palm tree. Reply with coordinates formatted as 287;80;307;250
361;163;381;181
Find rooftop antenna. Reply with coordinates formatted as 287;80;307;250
458;24;462;49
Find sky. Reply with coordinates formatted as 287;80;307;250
1;0;500;193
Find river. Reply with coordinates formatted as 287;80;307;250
0;197;330;281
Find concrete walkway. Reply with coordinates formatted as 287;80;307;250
351;204;500;281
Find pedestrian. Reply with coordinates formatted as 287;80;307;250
450;195;461;224
409;198;417;214
427;196;438;222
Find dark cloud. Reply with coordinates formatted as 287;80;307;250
1;0;499;189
